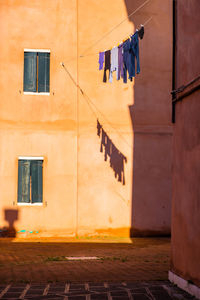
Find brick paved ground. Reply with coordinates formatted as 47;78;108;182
0;237;170;283
0;281;195;299
0;238;196;299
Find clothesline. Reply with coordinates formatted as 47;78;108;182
60;0;153;146
64;16;153;64
61;63;129;184
61;63;132;149
80;0;151;57
81;16;152;57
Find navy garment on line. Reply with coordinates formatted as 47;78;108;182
129;31;140;78
122;32;140;83
122;38;132;83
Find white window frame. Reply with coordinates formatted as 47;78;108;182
18;156;44;160
17;156;44;206
23;49;50;95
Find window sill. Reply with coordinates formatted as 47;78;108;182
23;92;50;96
17;203;43;206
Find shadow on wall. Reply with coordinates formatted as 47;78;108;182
0;209;18;238
124;0;172;237
97;120;127;185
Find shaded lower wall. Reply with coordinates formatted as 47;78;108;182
124;0;173;236
171;91;200;287
130;128;172;237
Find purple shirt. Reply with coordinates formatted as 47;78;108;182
117;44;123;80
98;52;105;70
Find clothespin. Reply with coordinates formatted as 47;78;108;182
138;25;144;39
123;35;130;42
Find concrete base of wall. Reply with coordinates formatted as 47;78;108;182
169;271;200;299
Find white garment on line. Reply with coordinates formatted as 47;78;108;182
109;47;118;83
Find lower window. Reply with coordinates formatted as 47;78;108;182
17;158;43;203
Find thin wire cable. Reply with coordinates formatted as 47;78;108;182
79;16;153;57
80;0;151;56
61;63;103;120
64;16;153;64
61;63;132;149
143;16;153;27
82;92;132;149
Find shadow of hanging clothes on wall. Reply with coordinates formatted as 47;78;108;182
97;119;127;185
0;209;18;238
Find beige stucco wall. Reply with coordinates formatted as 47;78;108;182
0;0;172;237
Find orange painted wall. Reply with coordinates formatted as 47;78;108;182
171;0;200;287
0;0;172;237
0;0;78;236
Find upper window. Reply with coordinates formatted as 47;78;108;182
23;50;50;93
17;158;43;204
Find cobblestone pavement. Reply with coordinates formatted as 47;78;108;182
0;281;196;299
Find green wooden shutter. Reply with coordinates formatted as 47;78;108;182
31;160;43;203
23;52;37;92
18;160;30;203
38;53;50;93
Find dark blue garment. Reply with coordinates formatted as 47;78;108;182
122;39;132;83
130;31;140;78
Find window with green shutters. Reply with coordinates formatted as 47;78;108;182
23;51;50;93
18;159;43;203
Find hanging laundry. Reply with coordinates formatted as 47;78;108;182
103;50;111;83
97;119;127;185
109;47;118;83
122;38;132;83
98;25;144;84
130;31;140;77
117;44;124;81
98;52;105;70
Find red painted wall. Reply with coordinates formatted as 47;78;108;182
171;0;200;287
